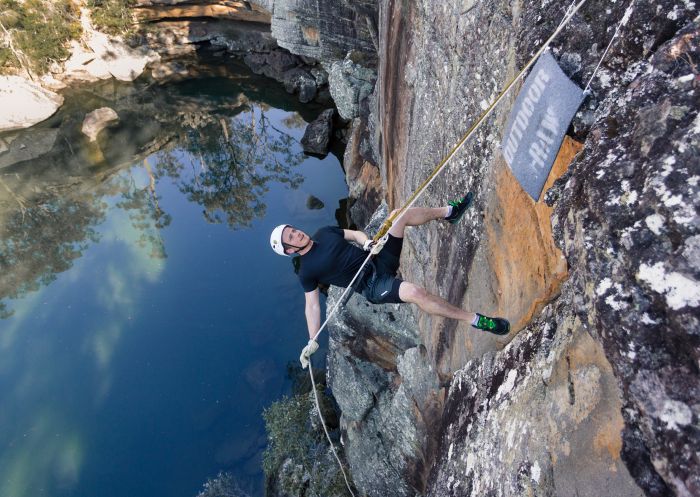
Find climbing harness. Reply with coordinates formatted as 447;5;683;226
304;0;637;493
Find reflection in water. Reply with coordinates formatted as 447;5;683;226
153;106;304;229
115;161;171;259
0;71;345;497
0;81;311;317
0;188;107;318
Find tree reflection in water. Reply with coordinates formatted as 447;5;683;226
0;100;306;318
155;105;304;229
0;187;107;318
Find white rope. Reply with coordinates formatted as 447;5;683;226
308;367;356;497
556;0;579;31
584;0;636;94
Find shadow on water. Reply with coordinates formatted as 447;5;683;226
0;64;331;318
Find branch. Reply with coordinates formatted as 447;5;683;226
0;177;28;221
0;20;34;80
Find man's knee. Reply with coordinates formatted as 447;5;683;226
398;282;426;303
388;208;406;237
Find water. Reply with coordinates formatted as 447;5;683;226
0;71;347;497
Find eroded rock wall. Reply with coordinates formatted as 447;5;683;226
325;1;699;497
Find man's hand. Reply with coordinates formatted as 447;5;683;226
362;239;376;251
300;339;319;369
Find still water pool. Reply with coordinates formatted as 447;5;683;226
0;73;347;497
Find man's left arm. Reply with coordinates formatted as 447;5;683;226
343;229;370;247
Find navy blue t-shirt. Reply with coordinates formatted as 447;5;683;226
298;226;366;292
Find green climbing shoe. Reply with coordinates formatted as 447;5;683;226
445;192;475;224
472;313;510;335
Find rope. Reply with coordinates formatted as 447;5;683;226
308;368;357;497
556;0;579;31
583;0;636;94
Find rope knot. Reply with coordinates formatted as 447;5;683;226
370;234;389;255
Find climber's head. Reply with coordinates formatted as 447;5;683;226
270;224;312;256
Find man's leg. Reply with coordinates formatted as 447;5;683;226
388;207;449;238
398;281;510;334
398;281;475;322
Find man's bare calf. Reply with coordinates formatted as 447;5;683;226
398;281;476;323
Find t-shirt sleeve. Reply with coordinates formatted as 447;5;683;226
299;274;318;292
318;226;343;238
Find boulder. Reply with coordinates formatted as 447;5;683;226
300;109;334;156
0;76;64;132
244;49;302;81
62;43;112;83
282;67;317;103
81;107;120;142
0;129;59;169
86;31;159;82
310;66;329;86
328;56;376;120
306;195;325;210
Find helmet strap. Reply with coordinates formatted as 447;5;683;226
283;239;311;254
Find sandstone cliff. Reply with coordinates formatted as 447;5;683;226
321;1;699;497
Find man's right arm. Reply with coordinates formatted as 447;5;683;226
304;288;321;340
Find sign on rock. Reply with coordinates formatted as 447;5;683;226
501;51;584;201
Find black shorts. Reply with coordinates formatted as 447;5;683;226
359;234;404;304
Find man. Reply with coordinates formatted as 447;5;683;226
270;193;510;368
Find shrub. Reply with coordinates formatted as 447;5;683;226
262;380;354;497
0;0;82;73
87;0;135;36
262;391;320;477
196;471;250;497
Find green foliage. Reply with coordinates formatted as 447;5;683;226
0;0;82;73
262;392;318;477
87;0;135;36
262;376;354;497
0;45;12;69
153;106;304;230
196;471;250;497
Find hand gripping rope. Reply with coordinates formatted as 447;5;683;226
303;0;636;493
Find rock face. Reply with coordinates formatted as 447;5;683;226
427;293;644;497
321;1;700;497
327;206;432;497
0;76;64;132
550;21;700;496
269;0;377;66
343;113;382;228
329;54;377;120
300;108;334;156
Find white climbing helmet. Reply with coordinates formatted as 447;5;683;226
270;224;289;256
